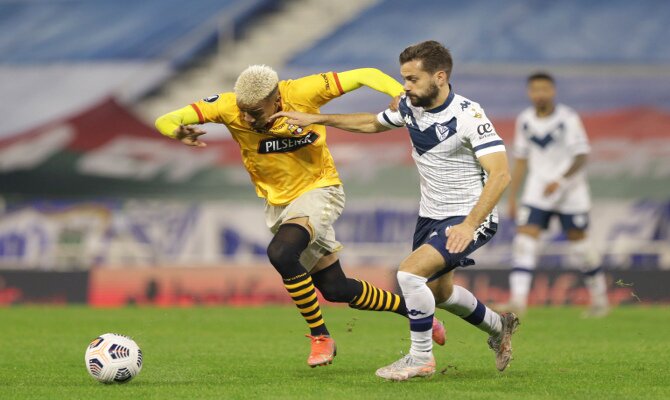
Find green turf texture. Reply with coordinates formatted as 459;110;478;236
0;306;668;400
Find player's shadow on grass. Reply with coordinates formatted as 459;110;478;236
286;365;506;382
106;380;202;387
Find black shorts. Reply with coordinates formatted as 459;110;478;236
522;205;589;231
413;215;497;281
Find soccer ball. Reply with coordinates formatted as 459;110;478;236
84;333;143;383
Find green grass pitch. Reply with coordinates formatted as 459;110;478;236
1;306;668;399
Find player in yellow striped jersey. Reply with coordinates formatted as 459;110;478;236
155;65;446;368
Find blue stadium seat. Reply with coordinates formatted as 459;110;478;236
0;0;277;64
287;0;670;68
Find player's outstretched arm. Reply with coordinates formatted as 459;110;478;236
446;151;511;253
271;111;390;134
337;68;404;98
155;106;208;147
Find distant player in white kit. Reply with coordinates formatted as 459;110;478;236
272;41;519;381
504;72;609;317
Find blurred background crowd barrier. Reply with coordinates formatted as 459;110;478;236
1;0;668;305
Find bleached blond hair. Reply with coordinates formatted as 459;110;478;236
234;65;279;105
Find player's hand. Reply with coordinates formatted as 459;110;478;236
445;222;476;254
389;95;402;111
543;181;561;197
174;125;207;147
270;111;320;127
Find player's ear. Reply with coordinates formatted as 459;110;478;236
435;70;447;86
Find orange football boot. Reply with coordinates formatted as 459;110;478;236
305;334;336;367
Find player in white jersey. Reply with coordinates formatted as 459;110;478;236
272;41;519;381
504;72;609;317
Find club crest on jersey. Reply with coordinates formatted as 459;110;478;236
287;124;304;135
203;95;219;103
434;117;457;142
469;107;483;118
435;124;451;141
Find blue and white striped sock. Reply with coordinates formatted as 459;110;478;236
438;285;502;336
397;271;435;359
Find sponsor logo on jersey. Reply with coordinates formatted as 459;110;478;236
320;73;331;91
477;123;494;135
460;100;471;111
258;132;319;154
404;114;414;127
203;95;219;103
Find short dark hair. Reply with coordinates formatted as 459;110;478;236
527;72;555;85
399;40;453;77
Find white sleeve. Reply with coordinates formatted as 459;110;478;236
513;116;530;159
376;108;405;129
461;105;506;158
565;113;590;156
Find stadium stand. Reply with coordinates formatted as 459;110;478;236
287;0;670;67
283;0;670;116
0;0;277;64
0;0;279;137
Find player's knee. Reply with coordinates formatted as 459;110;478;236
398;259;421;274
567;239;599;272
398;262;411;273
266;224;310;270
266;239;298;269
566;229;586;241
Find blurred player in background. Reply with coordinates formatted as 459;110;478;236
273;41;519;381
504;72;609;317
154;65;445;368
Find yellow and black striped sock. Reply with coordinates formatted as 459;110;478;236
283;273;329;336
349;279;407;316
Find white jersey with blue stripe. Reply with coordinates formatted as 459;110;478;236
377;90;506;222
514;104;591;213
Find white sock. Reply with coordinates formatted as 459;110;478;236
568;239;608;307
437;285;502;336
584;270;609;307
510;234;539;307
397;271;435;359
509;270;533;307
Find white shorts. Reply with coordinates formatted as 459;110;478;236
265;185;345;271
